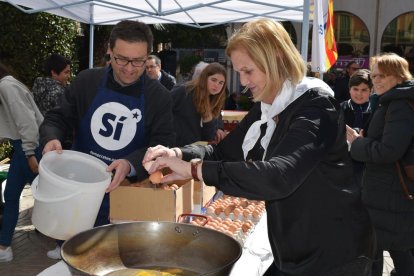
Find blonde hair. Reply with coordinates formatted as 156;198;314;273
226;19;306;101
186;62;227;119
370;53;413;82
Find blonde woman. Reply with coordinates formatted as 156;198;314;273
347;53;414;276
171;62;227;146
144;19;374;275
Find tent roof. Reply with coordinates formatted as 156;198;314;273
4;0;306;28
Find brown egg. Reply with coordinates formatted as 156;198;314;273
214;217;223;223
228;225;238;233
214;206;224;215
224;204;236;216
206;206;215;214
243;209;251;218
242;223;252;233
245;220;254;226
252;210;260;218
149;170;163;184
240;200;249;208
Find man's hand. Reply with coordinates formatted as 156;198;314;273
43;139;63;154
105;159;131;192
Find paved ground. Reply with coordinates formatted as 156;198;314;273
0;185;397;276
0;185;59;276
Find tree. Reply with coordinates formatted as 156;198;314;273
0;2;79;86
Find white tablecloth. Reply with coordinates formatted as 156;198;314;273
230;215;274;276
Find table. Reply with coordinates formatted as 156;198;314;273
230;214;274;276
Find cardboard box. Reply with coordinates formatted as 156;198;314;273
193;180;217;208
221;110;248;132
110;179;193;223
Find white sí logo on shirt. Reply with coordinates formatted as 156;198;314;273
91;102;142;150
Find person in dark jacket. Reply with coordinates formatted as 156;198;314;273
144;19;375;276
39;20;174;259
334;61;360;102
347;53;414;276
341;69;372;185
145;54;176;90
171;62;227;146
32;53;71;116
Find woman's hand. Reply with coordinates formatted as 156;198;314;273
143;145;179;164
346;125;363;144
147;157;192;183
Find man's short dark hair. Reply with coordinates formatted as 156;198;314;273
109;20;153;54
349;69;373;89
44;53;71;76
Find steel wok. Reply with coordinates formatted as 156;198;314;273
61;221;242;275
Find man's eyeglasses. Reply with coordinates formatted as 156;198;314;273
349;67;360;71
113;56;146;67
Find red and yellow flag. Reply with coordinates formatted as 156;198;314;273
324;0;338;70
311;0;338;73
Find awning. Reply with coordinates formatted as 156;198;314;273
4;0;306;28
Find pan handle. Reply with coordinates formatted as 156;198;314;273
178;213;209;226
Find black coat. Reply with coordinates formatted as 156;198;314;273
159;69;176;91
181;88;374;275
340;99;372;185
350;80;414;250
171;85;218;146
340;99;371;130
333;75;350;102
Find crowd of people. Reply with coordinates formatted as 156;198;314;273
0;18;413;276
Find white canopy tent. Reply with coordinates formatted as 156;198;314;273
4;0;312;68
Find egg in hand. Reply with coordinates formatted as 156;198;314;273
143;161;164;184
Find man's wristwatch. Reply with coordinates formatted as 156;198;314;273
190;158;202;181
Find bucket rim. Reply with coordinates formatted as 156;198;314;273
39;150;111;185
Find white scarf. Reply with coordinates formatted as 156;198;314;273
242;77;334;160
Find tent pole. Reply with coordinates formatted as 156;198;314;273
89;24;95;68
301;0;310;62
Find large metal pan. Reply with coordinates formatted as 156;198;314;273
61;221;242;275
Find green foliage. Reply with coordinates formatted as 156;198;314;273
0;2;79;86
0;140;13;161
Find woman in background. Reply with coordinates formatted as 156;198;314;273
171;62;227;146
347;53;414;276
0;62;43;262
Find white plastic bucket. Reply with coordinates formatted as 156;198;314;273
31;150;111;240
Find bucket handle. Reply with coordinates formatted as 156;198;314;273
31;177;82;203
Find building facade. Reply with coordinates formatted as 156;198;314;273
290;0;414;71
